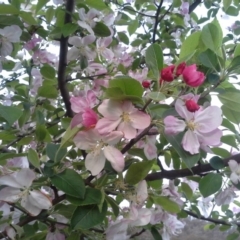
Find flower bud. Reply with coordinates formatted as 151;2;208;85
185;99;200;112
176;62;186;76
182;64;205;87
160;65;175;82
142;80;150;88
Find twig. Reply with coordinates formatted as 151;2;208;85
189;0;203;14
152;0;164;43
130;228;146;238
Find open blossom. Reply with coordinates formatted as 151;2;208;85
96;37;114;61
215;187;237;206
182;64;205;87
0;25;22;57
96;99;151;139
228;160;240;184
164;93;222;154
73;129;124;175
0;168;52;216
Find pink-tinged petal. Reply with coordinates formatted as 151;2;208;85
67;47;80;61
228;160;238;172
175;98;194;120
196;129;222;146
121;101;136;113
77;21;95;35
118;121;137;139
16;168;36;188
70;96;88;113
21;194;42;216
0;173;22;188
164;116;186;135
73;129;101;150
82;109;98;128
98;99;122;119
136;180;148;204
144;143;157;160
195;106;222;133
29;190;52;209
3;25;22;42
96;118;122;134
230;172;239;184
130;208;152;226
130;111;151;130
71;113;83;128
103;146;124;172
86;90;97;106
6;227;16;239
85;151;106;176
101;131;123;145
182;130;200;154
78;8;87;20
102;37;112;47
1;42;13;57
87;8;100;19
82;35;96;45
0;187;21;202
102;48;114;61
68;36;82;47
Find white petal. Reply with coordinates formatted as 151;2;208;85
136;180;148;204
103;146;124;172
1;42;13;56
21;194;42;216
130;208;152;226
16;168;35;188
3;25;22;42
101;131;123;145
182;130;200;154
67;47;80;61
175;98;194;120
228;160;238;173
0;187;21;202
29;190;52;209
230;172;240;184
85;151;106;176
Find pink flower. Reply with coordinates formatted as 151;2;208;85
164;94;222;154
161;65;175;82
96;37;114;61
24;34;41;51
96;100;151;139
185;99;200;112
73;129;124;175
182;64;205;87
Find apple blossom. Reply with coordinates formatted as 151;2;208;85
161;65;175;82
182;64;205;87
96;37;114;61
215;187;237;206
164;94;222;154
228;160;240;184
96;99;151;139
73;129;124;175
185;99;200;112
0;168;52;216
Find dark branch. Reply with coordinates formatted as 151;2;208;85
145;153;240;181
152;0;163;43
57;0;74;118
189;0;202;14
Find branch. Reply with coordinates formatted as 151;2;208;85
189;0;202;14
145;153;240;181
152;0;164;43
57;0;74;118
200;79;221;99
130;228;146;238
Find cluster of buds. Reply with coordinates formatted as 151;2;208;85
161;63;205;87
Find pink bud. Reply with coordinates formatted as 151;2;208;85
82;108;98;128
182;64;205;87
142;80;151;88
176;62;186;76
160;65;175;82
185;99;200;112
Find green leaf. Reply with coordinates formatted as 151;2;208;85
145;43;163;81
61;23;79;37
164;133;200;168
221;135;237;148
105;195;119;217
153;196;181;213
227;233;239;240
222;105;240;124
51;169;85;198
128;19;138;35
147;92;166;101
209;156;225;170
46;143;67;162
181;182;193;200
92;22;111;37
40;65;56;80
60;126;79;148
151;227;162;240
223;0;232;11
125;160;154;185
35;0;48;14
0;4;19;14
0;105;23;126
201;23;222;53
2;60;15;70
222;118;237;133
35;124;47;141
199;173;222;197
226;6;239;16
71;200;107;229
179;31;201;59
28;149;40;168
20;11;38;25
233;44;240;57
118;32;129;45
66;188;102;206
218;89;240;112
211;147;231;158
38;85;58;99
198;49;218;69
45;7;55;23
84;0;109;10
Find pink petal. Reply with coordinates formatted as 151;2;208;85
182;130;200;154
101;131;123;145
118;121;137;139
175;98;194;120
195;106;222;133
96;118;122;134
98;99;122;119
82;35;96;45
144;143;157;160
85;151;106;176
136;180;148;204
164;116;186;135
130;208;152;226
71;113;83;128
229;160;238;172
196;128;222;146
103;146;125;172
130;111;151;130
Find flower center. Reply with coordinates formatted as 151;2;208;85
121;112;131;122
93;141;104;156
186;120;198;131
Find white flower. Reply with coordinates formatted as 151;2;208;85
0;169;52;216
228;160;240;184
215;187;237;206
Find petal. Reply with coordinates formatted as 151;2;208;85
85;151;106;176
3;25;22;42
118;121;137;139
195;106;222;133
130;111;151;130
82;35;96;45
101;131;123;145
71;113;83;128
175;98;194;120
0;187;21;202
164;116;186;135
144;143;157;160
77;21;95;35
0;173;22;188
98;99;122;119
67;47;80;61
230;172;239;184
103;146;124;172
229;160;238;172
130;208;152;226
1;42;13;56
68;36;82;47
21;194;42;216
96;118;122;134
29;190;52;209
182;130;200;154
136;180;148;204
16;168;36;188
101;48;114;60
196;128;222;146
70;96;88;113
